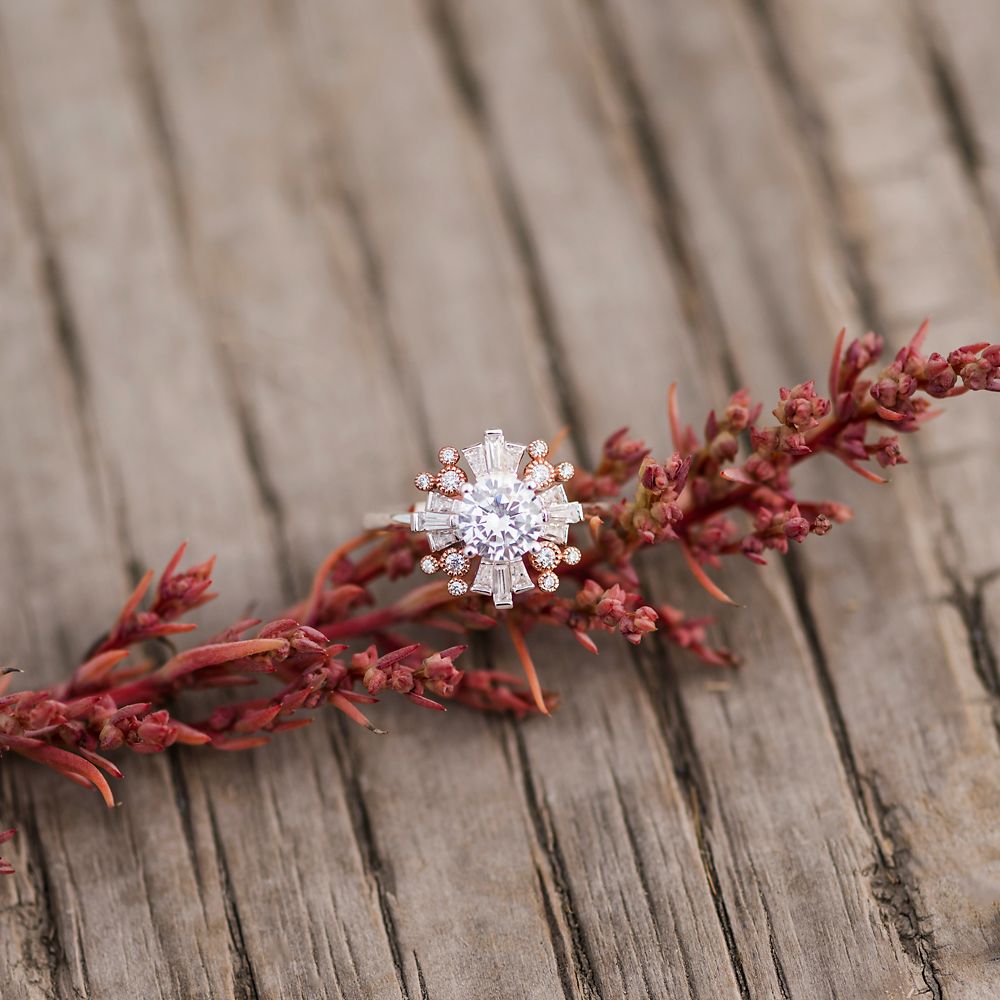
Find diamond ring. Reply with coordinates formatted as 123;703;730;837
363;429;584;608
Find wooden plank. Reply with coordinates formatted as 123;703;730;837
909;0;1000;667
0;120;113;1000
593;0;1000;993
0;3;398;997
0;9;247;997
744;1;1000;994
1;0;997;995
434;2;932;996
120;1;584;997
276;1;769;994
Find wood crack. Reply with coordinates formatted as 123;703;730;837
0;34;109;533
739;0;884;332
512;729;603;1000
326;724;412;1000
783;553;944;998
166;752;206;898
334;183;435;460
111;0;190;247
18;792;70;998
205;802;263;1000
413;951;431;1000
421;0;589;460
632;642;753;1000
609;772;662;950
945;565;1000;726
111;0;298;602
748;859;792;1000
912;12;981;181
907;4;1000;290
581;0;738;391
531;859;582;1000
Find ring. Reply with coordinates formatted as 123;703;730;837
364;428;584;608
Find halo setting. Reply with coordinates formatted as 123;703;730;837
408;429;583;608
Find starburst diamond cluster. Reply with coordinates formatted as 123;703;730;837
411;430;583;608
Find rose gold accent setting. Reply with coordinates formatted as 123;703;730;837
530;543;561;571
527;439;549;460
436;467;468;495
523;460;555;490
441;548;471;577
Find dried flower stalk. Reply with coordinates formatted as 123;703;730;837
1;326;997;871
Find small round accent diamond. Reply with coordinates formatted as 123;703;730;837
562;545;582;566
556;462;575;482
527;439;549;460
436;467;468;495
414;472;435;491
530;543;561;571
523;460;555;490
537;571;560;593
441;548;470;576
419;554;439;574
438;445;461;466
447;578;469;597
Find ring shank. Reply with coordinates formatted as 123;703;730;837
363;501;608;533
362;512;414;530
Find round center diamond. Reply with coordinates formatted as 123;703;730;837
455;475;546;561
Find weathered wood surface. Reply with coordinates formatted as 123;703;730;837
0;0;998;996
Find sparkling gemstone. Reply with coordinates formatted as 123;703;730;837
438;445;460;465
419;555;439;574
523;461;554;490
447;578;469;597
437;468;466;494
527;439;549;460
455;475;546;561
442;549;469;576
531;543;560;570
562;546;581;566
556;462;575;482
414;472;434;491
538;571;560;592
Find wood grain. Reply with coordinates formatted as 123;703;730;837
0;0;998;997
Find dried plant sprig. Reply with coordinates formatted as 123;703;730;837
2;325;997;871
